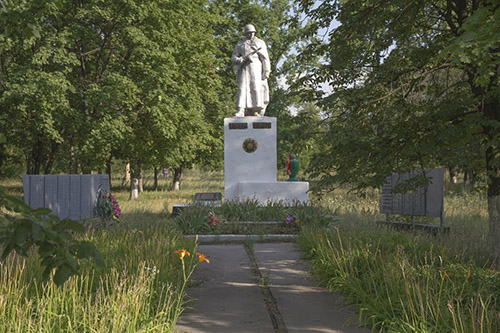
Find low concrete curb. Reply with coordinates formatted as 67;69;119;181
185;234;297;244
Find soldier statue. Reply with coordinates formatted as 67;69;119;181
231;24;271;117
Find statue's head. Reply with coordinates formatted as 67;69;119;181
244;24;256;38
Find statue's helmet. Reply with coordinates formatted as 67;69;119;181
244;24;256;34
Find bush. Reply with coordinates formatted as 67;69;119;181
0;186;103;285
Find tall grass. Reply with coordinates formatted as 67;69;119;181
298;226;500;332
0;220;199;332
299;186;499;332
2;170;498;332
0;171;217;332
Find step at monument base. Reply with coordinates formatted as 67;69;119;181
232;181;308;205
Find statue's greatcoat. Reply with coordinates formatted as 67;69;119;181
231;36;270;111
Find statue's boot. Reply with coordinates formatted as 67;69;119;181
235;108;245;117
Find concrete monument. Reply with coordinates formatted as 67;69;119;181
224;117;309;204
231;24;270;117
224;24;308;205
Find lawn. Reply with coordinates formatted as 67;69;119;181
1;169;499;332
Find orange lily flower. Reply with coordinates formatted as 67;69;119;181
195;252;210;264
174;249;190;260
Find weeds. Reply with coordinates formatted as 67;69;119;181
1;169;498;332
297;225;500;332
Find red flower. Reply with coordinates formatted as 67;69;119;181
208;214;219;226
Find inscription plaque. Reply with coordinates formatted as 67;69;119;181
193;192;222;206
380;168;444;218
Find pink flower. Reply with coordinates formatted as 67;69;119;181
208;214;219;226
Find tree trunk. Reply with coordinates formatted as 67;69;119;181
81;161;91;174
69;145;76;174
173;167;182;191
130;162;140;199
482;97;500;263
106;156;112;189
130;160;143;193
138;160;143;192
44;142;59;174
0;143;5;176
468;66;500;262
130;178;139;200
123;162;131;186
153;167;159;191
30;139;43;174
448;166;456;184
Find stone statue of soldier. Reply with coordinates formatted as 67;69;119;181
231;24;271;117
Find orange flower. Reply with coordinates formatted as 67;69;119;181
195;252;210;264
174;249;190;260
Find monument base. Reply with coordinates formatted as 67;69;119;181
232;181;309;205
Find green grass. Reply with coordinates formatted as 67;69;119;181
298;187;499;332
170;199;330;235
1;170;499;332
0;170;217;332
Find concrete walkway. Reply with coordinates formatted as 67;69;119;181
176;243;370;333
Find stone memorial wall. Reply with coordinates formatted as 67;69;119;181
380;168;444;218
23;174;110;220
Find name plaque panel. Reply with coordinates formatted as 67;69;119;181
229;123;248;130
253;122;272;129
380;168;444;218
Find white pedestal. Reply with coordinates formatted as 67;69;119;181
236;181;309;204
224;116;309;205
224;116;277;200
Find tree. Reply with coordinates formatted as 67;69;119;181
295;1;500;259
0;0;229;188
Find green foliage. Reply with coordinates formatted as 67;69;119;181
171;199;331;234
443;3;500;93
0;176;201;331
0;0;231;176
0;186;103;285
293;0;497;194
297;226;500;332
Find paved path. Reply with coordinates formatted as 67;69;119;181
176;243;370;333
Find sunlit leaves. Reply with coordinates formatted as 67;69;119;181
295;0;495;193
0;186;103;286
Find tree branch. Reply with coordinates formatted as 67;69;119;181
432;2;458;35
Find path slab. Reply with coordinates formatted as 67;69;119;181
175;244;273;333
253;242;370;333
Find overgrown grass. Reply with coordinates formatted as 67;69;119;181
2;170;498;332
0;171;217;332
0;222;199;332
299;186;499;332
170;199;331;234
297;225;500;332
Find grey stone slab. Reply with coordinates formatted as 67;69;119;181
22;175;30;206
100;174;110;192
57;175;70;219
69;175;81;221
253;243;370;333
44;175;58;215
29;175;45;209
380;168;444;218
425;168;444;218
80;174;92;219
175;244;273;333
